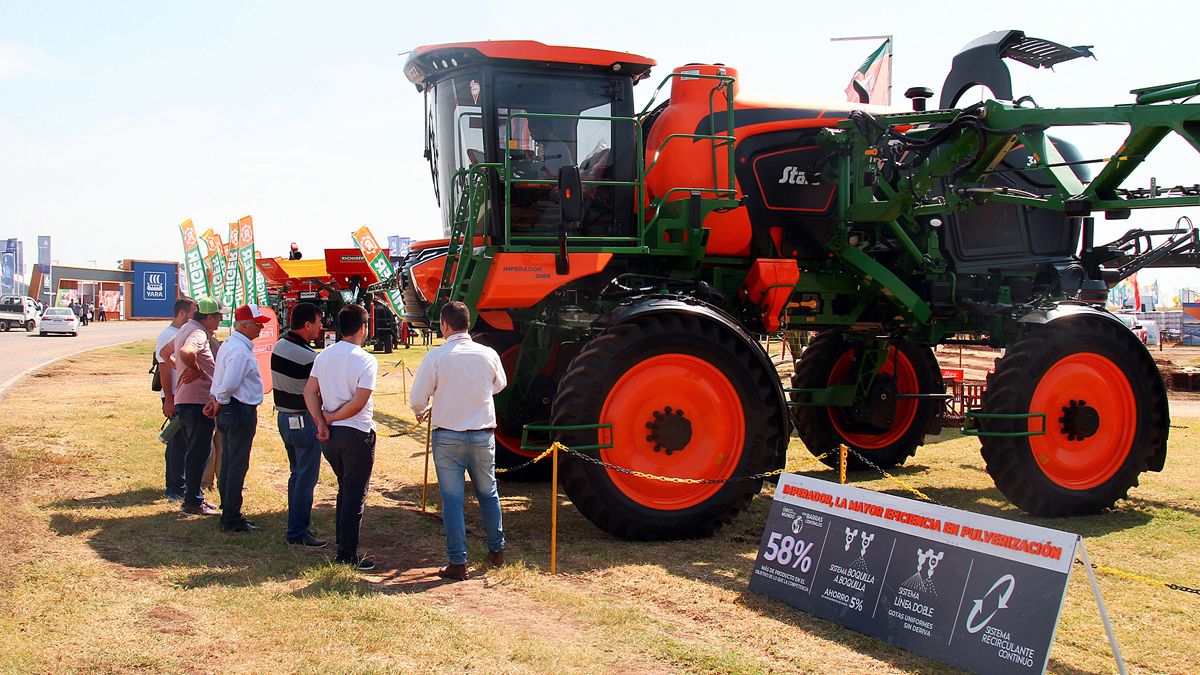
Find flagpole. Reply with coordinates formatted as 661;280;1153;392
832;34;894;105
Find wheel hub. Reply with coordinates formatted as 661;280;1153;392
848;377;898;431
1059;399;1101;441
645;406;692;455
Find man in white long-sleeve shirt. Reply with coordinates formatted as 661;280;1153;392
206;304;270;533
411;301;507;581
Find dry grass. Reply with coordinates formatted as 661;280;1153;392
0;340;1197;673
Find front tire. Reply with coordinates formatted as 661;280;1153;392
980;315;1168;517
552;312;786;540
25;319;35;332
791;331;942;469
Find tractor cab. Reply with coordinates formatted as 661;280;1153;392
404;42;656;245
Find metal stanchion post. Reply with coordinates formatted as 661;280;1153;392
550;442;559;575
839;444;848;484
401;360;407;405
421;412;432;513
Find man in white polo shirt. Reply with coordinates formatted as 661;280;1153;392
305;304;378;571
411;301;507;582
206;304;271;533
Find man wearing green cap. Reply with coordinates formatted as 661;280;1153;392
167;297;224;515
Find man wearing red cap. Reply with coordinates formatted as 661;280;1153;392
206;304;271;532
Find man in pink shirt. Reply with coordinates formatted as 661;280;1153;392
166;297;224;515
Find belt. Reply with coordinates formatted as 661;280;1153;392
433;427;495;433
228;398;259;407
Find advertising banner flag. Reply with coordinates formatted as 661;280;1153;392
37;236;50;274
387;235;412;258
351;225;404;317
221;222;242;326
255;267;269;304
200;229;227;303
0;250;13;296
178;219;212;299
236;216;259;306
845;39;892;105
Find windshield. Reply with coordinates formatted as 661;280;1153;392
494;72;635;238
429;72;486;236
45;308;72;316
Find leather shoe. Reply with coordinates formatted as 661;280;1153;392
181;502;219;516
221;520;259;533
288;533;328;548
488;550;505;567
437;563;469;581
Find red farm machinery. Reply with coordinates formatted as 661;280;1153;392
396;31;1200;539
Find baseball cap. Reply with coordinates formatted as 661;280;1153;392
196;297;222;314
234;304;272;324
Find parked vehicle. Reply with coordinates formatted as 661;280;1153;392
0;295;39;332
39;307;79;336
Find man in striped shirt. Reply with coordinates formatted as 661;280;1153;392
271;302;327;547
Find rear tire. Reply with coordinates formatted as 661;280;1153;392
979;315;1167;516
474;331;553;481
552;312;786;540
791;331;942;470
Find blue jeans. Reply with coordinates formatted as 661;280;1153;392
278;411;322;541
432;429;505;565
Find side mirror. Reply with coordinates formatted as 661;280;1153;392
556;166;582;275
558;165;584;224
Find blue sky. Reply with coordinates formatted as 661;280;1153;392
2;1;1196;294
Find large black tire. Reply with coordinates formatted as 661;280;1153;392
791;331;942;470
474;331;553;481
979;315;1168;517
551;312;787;540
25;319;35;332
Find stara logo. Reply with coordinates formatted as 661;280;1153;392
241;224;253;242
360;235;379;254
184;229;197;247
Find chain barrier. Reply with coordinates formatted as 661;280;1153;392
843;445;942;505
497;439;830;482
1074;559;1200;596
457;434;1200;595
495;443;562;475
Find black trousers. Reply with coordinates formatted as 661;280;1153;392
322;426;376;560
217;401;257;526
177;403;214;507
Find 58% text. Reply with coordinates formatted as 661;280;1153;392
763;532;815;572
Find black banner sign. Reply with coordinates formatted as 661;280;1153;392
749;475;1079;674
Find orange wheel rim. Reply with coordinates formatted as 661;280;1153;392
599;354;745;510
826;347;919;449
1028;353;1136;490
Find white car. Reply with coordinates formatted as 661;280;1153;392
40;307;79;336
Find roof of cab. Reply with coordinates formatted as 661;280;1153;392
404;40;656;90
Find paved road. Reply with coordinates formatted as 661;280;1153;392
0;320;167;401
